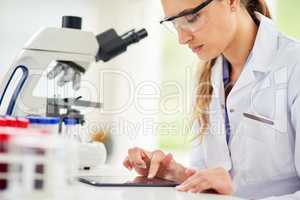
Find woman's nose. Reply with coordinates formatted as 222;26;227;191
177;28;193;45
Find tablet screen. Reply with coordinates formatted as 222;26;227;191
78;176;180;187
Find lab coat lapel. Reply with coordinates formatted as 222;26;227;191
205;57;232;171
230;67;256;94
211;56;225;105
229;13;279;94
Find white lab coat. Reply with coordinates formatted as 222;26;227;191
189;13;300;200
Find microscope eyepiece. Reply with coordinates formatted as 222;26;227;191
62;16;82;30
96;28;148;62
137;29;148;40
122;29;148;47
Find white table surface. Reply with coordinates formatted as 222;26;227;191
70;166;245;200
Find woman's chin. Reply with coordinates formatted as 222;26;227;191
195;51;219;62
196;53;211;62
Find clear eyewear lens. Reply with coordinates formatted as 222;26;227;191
180;14;201;32
162;14;202;34
162;21;177;34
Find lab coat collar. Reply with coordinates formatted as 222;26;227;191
248;12;279;73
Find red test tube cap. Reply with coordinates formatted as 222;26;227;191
0;117;7;127
16;118;29;128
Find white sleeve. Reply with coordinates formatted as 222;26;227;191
189;120;207;169
189;66;207;170
258;192;300;200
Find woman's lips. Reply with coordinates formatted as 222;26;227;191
192;45;204;53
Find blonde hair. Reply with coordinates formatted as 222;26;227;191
193;0;272;142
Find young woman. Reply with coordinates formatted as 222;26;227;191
123;0;300;199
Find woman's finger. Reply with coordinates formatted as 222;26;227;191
161;153;173;168
123;156;133;170
128;148;147;169
186;181;210;193
185;168;197;177
148;150;165;178
188;187;200;193
193;180;211;193
176;174;207;191
176;179;198;191
177;174;197;187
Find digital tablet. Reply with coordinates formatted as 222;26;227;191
78;176;180;187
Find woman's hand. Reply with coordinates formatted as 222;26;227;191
123;147;187;182
176;167;234;195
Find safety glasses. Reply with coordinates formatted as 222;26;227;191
160;0;214;34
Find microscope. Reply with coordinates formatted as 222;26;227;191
0;16;148;122
0;16;148;170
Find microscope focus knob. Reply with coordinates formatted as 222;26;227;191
62;16;82;30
